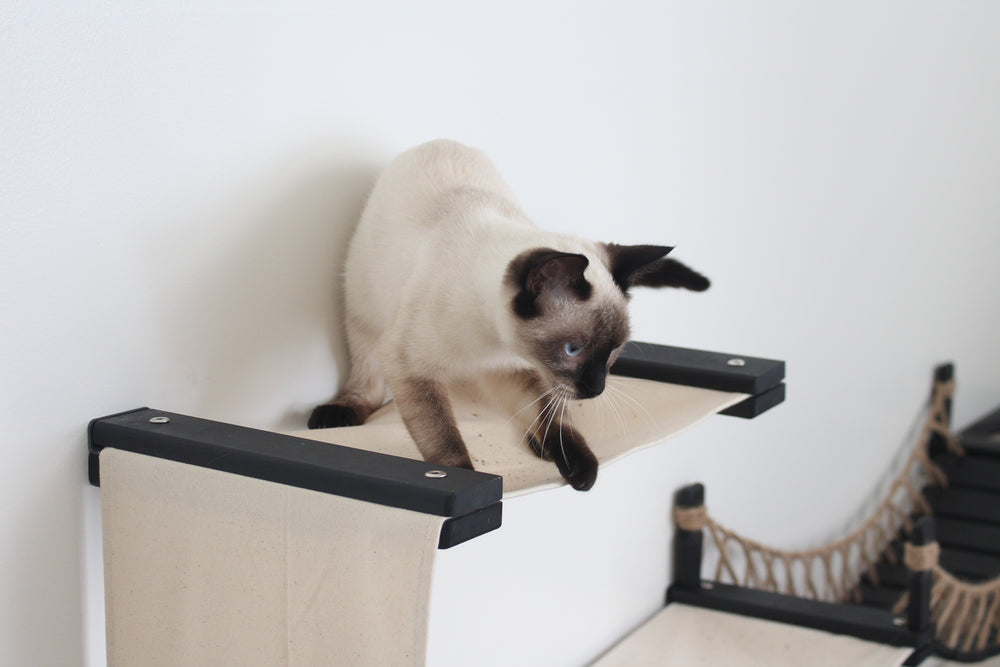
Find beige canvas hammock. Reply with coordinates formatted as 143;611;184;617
592;604;913;667
97;375;748;666
288;374;748;497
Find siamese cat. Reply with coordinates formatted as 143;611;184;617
309;140;709;490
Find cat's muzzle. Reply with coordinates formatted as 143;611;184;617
574;372;606;399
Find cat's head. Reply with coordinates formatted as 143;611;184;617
505;244;709;400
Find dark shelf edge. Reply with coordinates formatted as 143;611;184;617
958;404;1000;458
720;383;786;419
667;582;919;648
88;408;503;529
613;341;786;418
439;503;503;549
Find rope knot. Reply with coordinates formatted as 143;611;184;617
904;541;941;572
674;505;707;531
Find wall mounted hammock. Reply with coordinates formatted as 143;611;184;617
88;341;783;665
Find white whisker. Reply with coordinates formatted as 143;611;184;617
508;386;557;424
557;390;569;466
604;389;628;436
522;390;561;451
607;379;654;425
595;387;606;430
540;390;561;457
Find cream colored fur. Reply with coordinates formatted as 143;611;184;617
343;139;623;382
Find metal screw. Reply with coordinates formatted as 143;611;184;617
424;470;448;479
892;616;907;627
149;416;171;424
727;358;746;367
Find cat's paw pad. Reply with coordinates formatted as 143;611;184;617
544;427;599;491
308;403;362;429
562;456;598;491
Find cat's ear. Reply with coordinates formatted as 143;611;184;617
603;243;710;293
525;252;590;297
508;249;591;318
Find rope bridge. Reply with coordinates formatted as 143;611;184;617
675;373;1000;660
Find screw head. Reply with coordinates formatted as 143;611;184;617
727;358;746;367
148;416;171;424
892;616;907;627
424;470;448;479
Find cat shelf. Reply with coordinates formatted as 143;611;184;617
595;369;1000;667
88;340;784;665
88;340;784;546
593;483;924;667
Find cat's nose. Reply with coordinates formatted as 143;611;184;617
576;370;606;399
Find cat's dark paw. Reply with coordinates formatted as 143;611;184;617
560;451;599;491
308;403;362;429
544;426;599;491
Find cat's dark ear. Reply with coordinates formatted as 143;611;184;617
603;243;710;293
507;248;591;318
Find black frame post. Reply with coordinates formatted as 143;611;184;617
903;516;936;666
672;483;705;593
928;363;954;457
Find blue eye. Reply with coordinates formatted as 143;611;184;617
564;342;583;357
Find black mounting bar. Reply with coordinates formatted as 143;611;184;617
612;342;785;418
88;408;503;549
668;582;918;648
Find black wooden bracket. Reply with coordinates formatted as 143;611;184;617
88;408;503;549
612;341;785;418
667;582;919;649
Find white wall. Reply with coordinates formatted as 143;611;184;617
3;2;999;665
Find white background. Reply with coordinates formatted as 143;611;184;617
3;2;999;665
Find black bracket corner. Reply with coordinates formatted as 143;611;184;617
612;341;786;418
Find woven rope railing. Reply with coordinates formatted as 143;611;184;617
673;376;961;605
894;541;1000;657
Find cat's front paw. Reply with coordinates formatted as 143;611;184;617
561;450;598;491
543;426;599;491
308;403;362;429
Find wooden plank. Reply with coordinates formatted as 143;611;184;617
923;486;1000;524
935;517;1000;557
612;341;785;396
668;582;917;648
858;583;905;610
934;454;1000;493
887;540;1000;581
959;404;1000;458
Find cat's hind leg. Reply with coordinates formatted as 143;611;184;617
308;337;386;429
